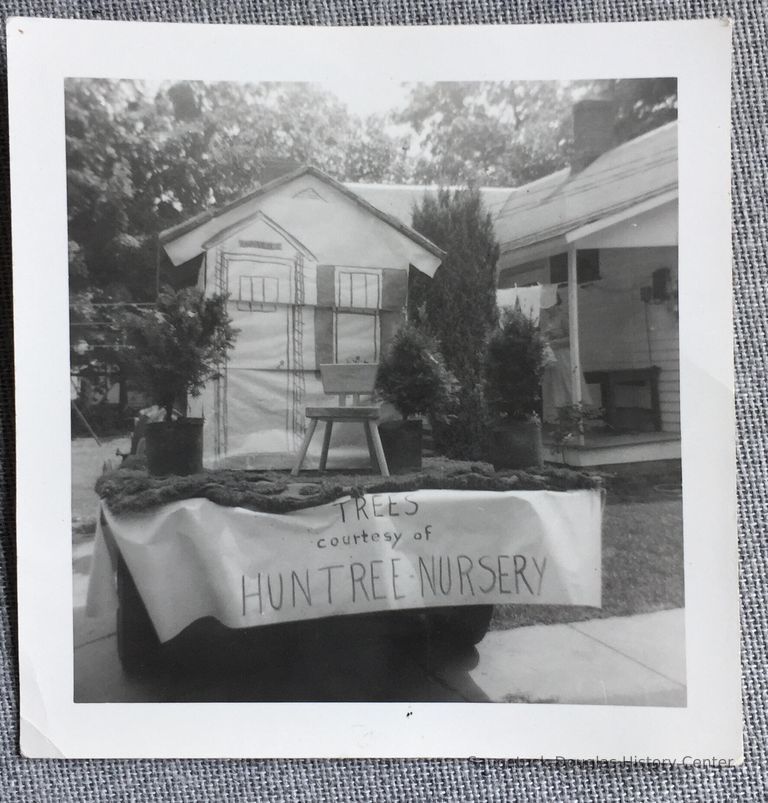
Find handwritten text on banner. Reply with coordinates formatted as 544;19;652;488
93;489;602;642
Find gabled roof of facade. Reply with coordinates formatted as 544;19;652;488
159;165;446;260
494;121;678;255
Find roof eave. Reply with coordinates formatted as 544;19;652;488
159;165;446;261
499;184;678;257
158;165;315;245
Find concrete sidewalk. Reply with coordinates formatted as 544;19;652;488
469;608;686;706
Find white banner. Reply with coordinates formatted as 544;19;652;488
88;489;602;643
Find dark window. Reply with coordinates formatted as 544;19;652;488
652;267;671;300
497;259;546;288
550;249;601;284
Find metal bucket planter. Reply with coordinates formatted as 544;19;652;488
378;419;423;474
488;420;543;470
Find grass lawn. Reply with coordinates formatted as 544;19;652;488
491;494;684;630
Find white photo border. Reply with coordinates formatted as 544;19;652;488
9;17;739;760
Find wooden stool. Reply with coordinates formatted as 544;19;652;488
291;364;390;476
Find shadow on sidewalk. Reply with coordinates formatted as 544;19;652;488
74;611;490;704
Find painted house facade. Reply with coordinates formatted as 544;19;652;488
159;167;443;467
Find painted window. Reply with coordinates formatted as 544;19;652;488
335;269;381;310
238;275;280;312
334;311;379;364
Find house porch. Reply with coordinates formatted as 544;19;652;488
544;429;681;468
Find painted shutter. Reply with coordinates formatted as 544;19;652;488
381;268;408;311
316;265;335;307
314;308;334;367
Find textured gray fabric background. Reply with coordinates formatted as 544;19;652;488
0;1;764;799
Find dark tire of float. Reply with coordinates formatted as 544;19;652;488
116;553;162;676
426;605;495;649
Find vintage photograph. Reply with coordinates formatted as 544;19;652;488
69;75;685;706
9;18;738;760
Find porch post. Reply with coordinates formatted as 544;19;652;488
567;244;585;445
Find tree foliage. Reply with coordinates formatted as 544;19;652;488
399;81;576;186
398;79;678;186
375;323;449;420
118;287;238;420
411;187;499;388
484;308;547;420
410;188;500;460
608;78;678;141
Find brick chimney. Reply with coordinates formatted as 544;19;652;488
571;99;616;172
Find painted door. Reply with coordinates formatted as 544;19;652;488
227;255;294;453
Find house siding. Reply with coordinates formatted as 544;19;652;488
497;246;680;433
577;247;679;433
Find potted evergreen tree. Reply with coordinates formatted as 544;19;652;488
119;286;237;476
483;307;547;469
375;323;449;473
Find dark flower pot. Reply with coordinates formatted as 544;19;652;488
488;420;543;470
378;419;423;474
145;418;204;477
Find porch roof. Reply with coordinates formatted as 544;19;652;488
495;121;678;258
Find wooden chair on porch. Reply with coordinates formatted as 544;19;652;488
291;363;390;477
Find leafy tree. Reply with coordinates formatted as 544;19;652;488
398;79;677;187
66;79;158;299
400;81;576;186
607;78;679;141
344;114;414;183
